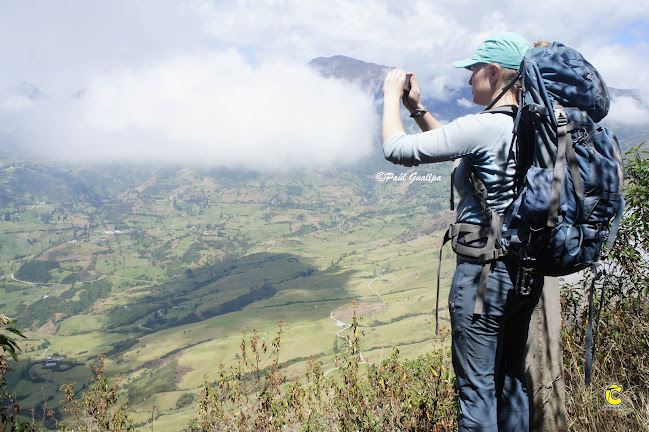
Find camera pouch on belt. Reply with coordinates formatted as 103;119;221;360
515;253;542;300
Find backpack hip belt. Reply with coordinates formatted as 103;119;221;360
434;212;505;334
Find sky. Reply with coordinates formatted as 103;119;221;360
0;0;648;170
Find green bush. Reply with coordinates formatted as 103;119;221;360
1;315;36;431
188;318;457;431
176;392;194;409
561;146;649;430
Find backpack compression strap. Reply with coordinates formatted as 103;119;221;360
548;106;584;227
606;196;625;250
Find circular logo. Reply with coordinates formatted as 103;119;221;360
605;384;622;406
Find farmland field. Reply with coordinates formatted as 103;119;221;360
0;157;459;429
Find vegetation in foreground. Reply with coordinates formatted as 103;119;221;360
187;319;457;431
2;314;457;431
560;146;649;431
2;286;648;432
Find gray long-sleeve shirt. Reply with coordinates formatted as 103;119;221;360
383;112;517;224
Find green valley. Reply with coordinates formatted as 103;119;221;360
0;156;457;430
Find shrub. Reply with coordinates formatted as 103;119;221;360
176;392;194;409
1;316;37;431
188;317;457;431
561;146;649;430
56;355;134;432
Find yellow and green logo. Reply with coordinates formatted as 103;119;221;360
605;384;622;406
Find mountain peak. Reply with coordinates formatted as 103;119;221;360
308;55;390;78
308;55;391;95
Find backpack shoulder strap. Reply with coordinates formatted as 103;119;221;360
482;104;518;117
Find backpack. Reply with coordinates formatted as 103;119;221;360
436;43;625;383
502;42;625;277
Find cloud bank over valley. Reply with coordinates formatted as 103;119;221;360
0;0;647;168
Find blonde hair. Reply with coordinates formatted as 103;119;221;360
500;67;522;100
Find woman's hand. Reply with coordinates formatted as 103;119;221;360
403;72;425;112
383;68;407;100
382;69;406;142
382;68;441;139
384;69;425;114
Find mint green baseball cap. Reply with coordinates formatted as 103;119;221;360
453;32;530;70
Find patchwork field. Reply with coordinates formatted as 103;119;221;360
0;158;457;430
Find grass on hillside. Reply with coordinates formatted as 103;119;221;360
1;163;459;430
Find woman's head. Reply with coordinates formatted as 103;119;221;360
454;32;530;107
453;32;530;71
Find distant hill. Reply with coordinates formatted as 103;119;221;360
308;55;391;96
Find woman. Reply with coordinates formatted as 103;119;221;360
382;33;537;431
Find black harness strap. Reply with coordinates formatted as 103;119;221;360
585;265;608;386
485;72;522;111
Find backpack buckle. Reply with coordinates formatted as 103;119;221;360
555;107;569;127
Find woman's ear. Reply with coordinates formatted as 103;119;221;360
488;63;501;84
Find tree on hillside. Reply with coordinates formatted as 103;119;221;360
14;260;59;283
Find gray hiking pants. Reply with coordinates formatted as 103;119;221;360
449;256;541;431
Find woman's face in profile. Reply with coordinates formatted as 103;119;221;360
468;63;492;106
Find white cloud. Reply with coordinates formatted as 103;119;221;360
605;96;649;125
1;0;648;166
2;51;378;170
0;95;33;113
456;98;473;108
0;0;208;89
586;43;649;90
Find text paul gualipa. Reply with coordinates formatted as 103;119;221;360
375;171;443;184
